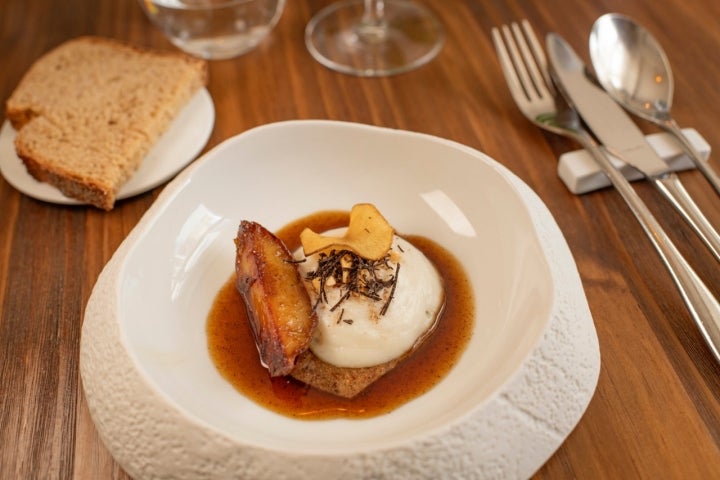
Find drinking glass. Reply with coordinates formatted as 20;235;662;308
139;0;285;60
305;0;444;76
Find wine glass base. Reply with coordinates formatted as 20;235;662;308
305;0;444;77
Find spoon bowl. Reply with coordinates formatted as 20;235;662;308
590;12;720;195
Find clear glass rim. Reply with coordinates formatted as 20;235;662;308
141;0;270;12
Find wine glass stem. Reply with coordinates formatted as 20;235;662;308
359;0;387;40
362;0;385;25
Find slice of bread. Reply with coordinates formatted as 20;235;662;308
6;36;208;210
291;349;403;399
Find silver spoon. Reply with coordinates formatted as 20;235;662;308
589;13;720;195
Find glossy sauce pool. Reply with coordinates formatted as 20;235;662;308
206;211;475;419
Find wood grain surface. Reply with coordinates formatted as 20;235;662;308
1;0;720;478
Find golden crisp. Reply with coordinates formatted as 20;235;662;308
300;203;395;260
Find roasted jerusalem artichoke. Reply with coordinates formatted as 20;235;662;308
234;221;317;377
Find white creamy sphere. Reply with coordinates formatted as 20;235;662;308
295;231;444;368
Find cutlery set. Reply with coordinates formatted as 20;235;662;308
589;14;720;196
548;33;720;262
492;18;720;364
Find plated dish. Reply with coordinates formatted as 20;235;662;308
80;120;600;479
0;88;214;205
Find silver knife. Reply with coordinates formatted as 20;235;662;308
546;32;720;262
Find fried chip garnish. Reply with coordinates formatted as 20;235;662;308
300;204;395;260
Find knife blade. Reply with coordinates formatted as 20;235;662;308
545;33;669;177
546;32;720;262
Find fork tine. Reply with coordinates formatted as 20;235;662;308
511;21;553;100
493;19;558;128
491;26;527;105
500;24;538;103
507;22;541;101
519;20;555;94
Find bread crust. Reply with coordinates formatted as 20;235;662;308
6;36;208;210
291;349;403;399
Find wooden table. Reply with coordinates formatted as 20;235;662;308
2;0;720;477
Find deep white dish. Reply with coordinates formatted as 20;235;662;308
80;120;600;479
0;88;214;205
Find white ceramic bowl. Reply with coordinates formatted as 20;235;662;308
80;120;600;479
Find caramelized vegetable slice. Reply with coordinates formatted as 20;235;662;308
235;221;317;377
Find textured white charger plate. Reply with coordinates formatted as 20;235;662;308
0;88;214;205
80;120;600;479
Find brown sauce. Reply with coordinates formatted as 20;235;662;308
206;211;475;419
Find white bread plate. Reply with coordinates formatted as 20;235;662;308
80;120;600;479
0;88;214;205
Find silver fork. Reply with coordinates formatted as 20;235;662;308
492;20;720;364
